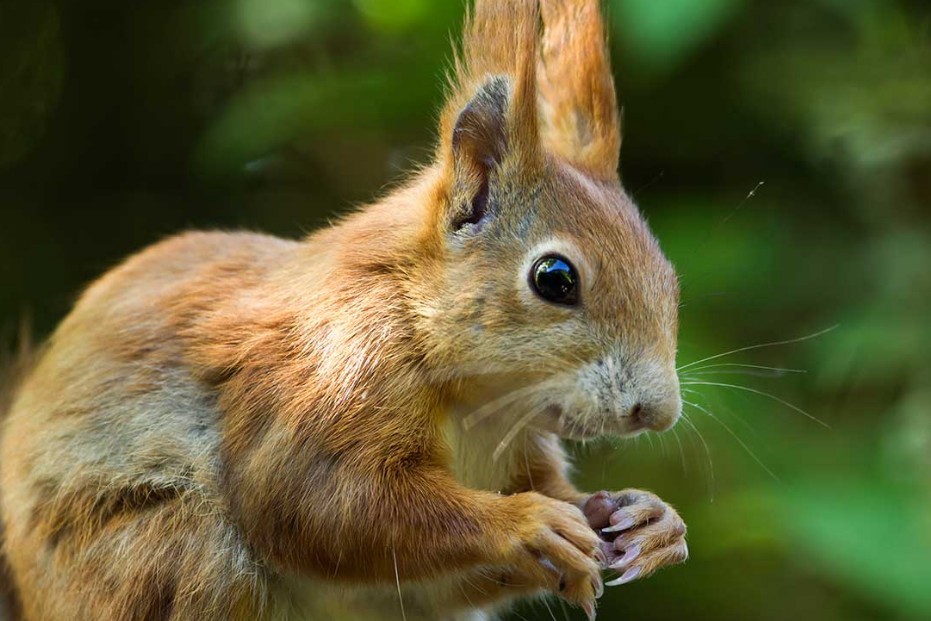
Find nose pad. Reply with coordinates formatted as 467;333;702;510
630;403;644;420
631;399;680;432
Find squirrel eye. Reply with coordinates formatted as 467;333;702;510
531;255;579;306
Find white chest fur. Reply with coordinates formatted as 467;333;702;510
442;405;529;494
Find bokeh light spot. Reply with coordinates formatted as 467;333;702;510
236;0;322;48
354;0;429;33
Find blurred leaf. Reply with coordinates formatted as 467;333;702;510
777;481;931;618
354;0;431;33
235;0;333;48
610;0;745;73
698;478;931;619
195;68;431;176
882;379;931;483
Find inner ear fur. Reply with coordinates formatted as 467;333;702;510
448;77;511;231
452;77;510;180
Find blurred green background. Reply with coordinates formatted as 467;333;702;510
1;0;929;619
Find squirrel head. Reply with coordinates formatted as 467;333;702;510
414;0;680;439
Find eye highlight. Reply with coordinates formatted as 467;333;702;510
530;255;579;306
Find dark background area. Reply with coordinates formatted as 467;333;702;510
1;0;930;619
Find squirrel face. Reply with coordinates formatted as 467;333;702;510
424;148;680;439
413;3;680;440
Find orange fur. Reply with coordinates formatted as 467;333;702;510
539;0;621;179
0;2;686;620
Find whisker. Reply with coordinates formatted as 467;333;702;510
493;405;546;462
557;598;571;621
523;444;535;491
676;325;839;372
392;548;407;621
672;425;687;474
680;412;715;501
681;380;830;428
684;370;784;379
683;400;779;481
541;595;559;621
463;379;554;429
681;367;806;379
681;362;807;375
688;388;762;440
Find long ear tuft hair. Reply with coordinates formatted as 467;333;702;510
538;0;621;180
438;0;541;166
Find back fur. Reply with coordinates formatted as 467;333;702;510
0;320;33;621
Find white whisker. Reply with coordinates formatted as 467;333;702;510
540;594;559;621
681;380;830;428
680;412;715;501
677;325;839;372
392;548;407;621
672;425;687;473
493;406;545;462
682;362;806;375
684;400;779;481
463;379;554;429
682;367;804;379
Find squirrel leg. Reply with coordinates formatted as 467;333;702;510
229;458;603;614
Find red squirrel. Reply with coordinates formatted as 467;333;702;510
0;1;687;619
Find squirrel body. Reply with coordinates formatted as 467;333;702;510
0;1;689;619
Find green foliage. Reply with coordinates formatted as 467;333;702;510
610;0;745;73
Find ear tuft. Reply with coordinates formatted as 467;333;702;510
539;0;621;180
438;0;540;167
436;0;541;233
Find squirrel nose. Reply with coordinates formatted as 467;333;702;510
630;396;681;432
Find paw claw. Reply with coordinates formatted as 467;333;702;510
602;511;636;533
605;566;641;587
608;543;640;570
593;548;607;566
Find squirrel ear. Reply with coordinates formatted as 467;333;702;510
447;77;511;231
437;0;541;231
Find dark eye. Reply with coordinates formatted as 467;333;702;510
530;255;579;306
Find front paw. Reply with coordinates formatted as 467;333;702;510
504;493;604;618
581;489;688;586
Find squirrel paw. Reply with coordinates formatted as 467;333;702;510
506;493;604;618
581;489;688;586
